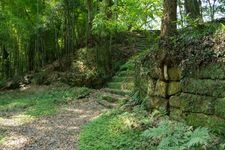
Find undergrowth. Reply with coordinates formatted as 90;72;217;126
79;106;225;150
0;85;91;117
0;129;6;144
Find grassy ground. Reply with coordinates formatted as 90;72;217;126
79;107;151;150
0;85;90;117
79;106;225;150
0;84;91;144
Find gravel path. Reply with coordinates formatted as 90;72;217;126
0;92;107;150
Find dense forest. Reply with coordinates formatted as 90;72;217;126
1;0;225;149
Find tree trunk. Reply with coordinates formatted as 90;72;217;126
184;0;202;23
159;0;177;83
160;0;177;38
86;0;94;47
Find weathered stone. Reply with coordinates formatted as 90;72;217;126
147;79;156;96
168;82;181;96
215;98;225;119
189;63;225;80
170;93;214;114
182;78;225;98
149;97;168;112
179;93;215;115
155;67;164;80
168;67;182;81
154;80;167;98
185;113;225;134
169;96;181;108
170;107;184;121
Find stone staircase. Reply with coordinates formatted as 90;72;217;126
97;59;136;108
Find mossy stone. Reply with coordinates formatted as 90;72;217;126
169;96;181;108
168;82;181;96
168;67;182;81
149;96;168;112
147;79;156;96
154;80;167;98
180;93;215;115
182;78;225;98
136;73;149;99
189;63;225;80
186;113;225;134
170;107;184;121
215;98;225;118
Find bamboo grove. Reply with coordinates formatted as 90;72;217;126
0;0;224;80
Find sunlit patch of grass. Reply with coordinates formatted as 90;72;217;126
0;86;91;118
79;109;152;150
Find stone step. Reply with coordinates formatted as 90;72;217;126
101;93;129;103
111;76;134;82
116;70;135;77
119;63;135;71
107;82;134;91
97;99;117;108
104;88;131;96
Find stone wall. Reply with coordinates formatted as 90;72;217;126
136;61;225;134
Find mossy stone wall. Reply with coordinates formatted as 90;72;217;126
136;61;225;134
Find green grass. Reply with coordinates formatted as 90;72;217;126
79;106;225;150
0;85;91;117
79;108;152;150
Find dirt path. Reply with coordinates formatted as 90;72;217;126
0;92;107;150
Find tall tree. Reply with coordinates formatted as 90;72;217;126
160;0;177;38
159;0;177;81
86;0;94;47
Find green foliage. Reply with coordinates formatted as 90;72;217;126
79;104;225;150
79;109;152;150
142;119;212;149
92;0;162;36
0;86;91;117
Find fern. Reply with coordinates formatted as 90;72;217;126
186;127;210;148
142;118;213;150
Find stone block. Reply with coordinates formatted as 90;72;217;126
182;78;225;98
147;79;156;96
170;107;184;121
215;98;225;119
149;97;168;112
154;80;167;98
168;82;181;96
180;93;215;115
169;96;181;108
168;67;182;81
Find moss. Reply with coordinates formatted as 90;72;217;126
79;111;151;150
117;70;134;77
180;93;215;115
147;79;156;97
170;107;184;121
168;67;182;81
154;80;167;98
168;82;181;96
182;78;225;98
169;96;181;108
135;71;149;99
215;98;225;118
186;113;225;134
111;77;133;82
189;63;225;80
148;97;168;112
